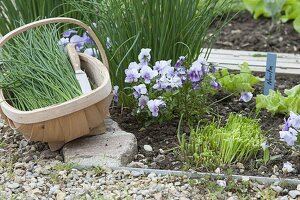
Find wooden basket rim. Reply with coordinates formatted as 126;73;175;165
0;53;112;124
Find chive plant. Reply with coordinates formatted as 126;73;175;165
178;113;264;169
66;0;234;98
0;25;82;111
0;0;87;35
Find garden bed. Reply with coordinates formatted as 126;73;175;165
111;72;300;179
210;12;300;53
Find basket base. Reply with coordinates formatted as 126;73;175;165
48;122;107;151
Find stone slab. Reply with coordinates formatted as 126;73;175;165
62;119;137;168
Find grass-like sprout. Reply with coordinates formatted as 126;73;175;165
0;25;82;111
178;113;264;169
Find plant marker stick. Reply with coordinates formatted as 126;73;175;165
263;53;277;95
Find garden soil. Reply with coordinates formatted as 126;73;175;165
111;12;300;179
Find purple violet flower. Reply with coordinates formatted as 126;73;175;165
128;62;142;71
282;118;291;131
175;56;186;68
125;68;140;83
239;92;253;102
133;84;147;98
154;60;172;74
210;62;218;74
140;65;158;84
138;95;149;109
138;48;151;65
188;59;205;82
113;86;119;103
63;29;78;38
210;80;222;90
147;99;166;117
83;32;94;45
70;35;85;50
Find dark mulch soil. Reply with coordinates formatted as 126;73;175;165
111;73;300;179
211;12;300;53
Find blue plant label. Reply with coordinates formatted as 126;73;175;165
263;53;277;95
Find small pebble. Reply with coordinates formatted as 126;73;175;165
143;145;153;152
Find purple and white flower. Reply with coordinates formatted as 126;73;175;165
138;95;149;109
147;99;166;117
188;61;203;82
133;84;147;98
138;48;151;65
70;35;85;50
282;117;291;131
210;80;221;90
154;60;172;74
289;111;300;130
113;85;119;103
175;56;186;68
63;29;78;38
261;141;269;151
83;32;94;45
140;65;158;84
279;128;298;146
128;62;142;71
125;68;140;83
239;92;253;102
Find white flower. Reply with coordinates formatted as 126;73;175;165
128;62;142;71
282;162;294;173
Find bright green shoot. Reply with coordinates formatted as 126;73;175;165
178;113;265;169
0;25;82;111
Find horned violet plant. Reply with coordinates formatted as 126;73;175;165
178;113;265;169
118;48;220;123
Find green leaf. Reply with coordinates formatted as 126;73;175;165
293;15;300;33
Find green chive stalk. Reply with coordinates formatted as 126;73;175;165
178;113;264;169
0;25;82;111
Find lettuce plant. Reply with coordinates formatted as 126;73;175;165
178;113;265;169
256;85;300;114
116;48;220;124
242;0;300;32
214;62;262;100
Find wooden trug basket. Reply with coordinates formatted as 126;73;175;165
0;18;112;151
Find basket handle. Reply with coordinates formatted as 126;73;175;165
0;17;109;69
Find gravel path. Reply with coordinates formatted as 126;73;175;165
1;121;300;200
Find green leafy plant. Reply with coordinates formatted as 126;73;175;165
214;62;262;93
256;85;300;114
0;25;82;111
178;113;264;169
242;0;300;32
67;0;234;98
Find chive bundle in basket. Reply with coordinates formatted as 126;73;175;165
0;25;82;111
